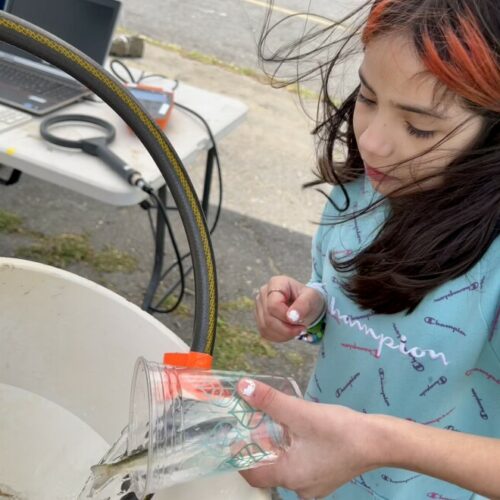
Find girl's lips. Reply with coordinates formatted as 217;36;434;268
364;163;390;181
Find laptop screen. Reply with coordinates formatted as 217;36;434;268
1;0;121;65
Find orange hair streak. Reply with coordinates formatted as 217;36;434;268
361;0;393;45
421;12;500;112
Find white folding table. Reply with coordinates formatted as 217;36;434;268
0;78;248;310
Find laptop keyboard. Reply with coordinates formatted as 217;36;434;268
0;103;32;133
0;59;84;100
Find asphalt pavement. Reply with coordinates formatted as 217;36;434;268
121;0;366;72
0;40;328;391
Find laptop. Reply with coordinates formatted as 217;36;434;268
0;0;121;115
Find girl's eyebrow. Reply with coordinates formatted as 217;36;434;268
358;69;448;120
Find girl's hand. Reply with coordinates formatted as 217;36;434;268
255;275;325;342
237;379;377;499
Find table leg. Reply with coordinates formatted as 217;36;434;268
201;147;215;217
142;185;167;311
143;147;214;312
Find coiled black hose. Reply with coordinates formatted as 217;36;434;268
0;11;217;354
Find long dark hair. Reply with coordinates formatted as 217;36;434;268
259;0;500;314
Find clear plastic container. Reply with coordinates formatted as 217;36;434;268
128;357;302;498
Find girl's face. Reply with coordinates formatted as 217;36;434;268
353;33;484;196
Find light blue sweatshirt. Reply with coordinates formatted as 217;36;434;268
279;177;500;500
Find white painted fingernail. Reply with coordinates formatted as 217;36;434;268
287;309;300;323
240;378;256;396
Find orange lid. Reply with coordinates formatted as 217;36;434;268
163;352;213;369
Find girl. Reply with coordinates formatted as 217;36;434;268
239;1;499;499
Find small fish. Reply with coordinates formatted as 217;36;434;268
90;449;148;492
90;417;235;493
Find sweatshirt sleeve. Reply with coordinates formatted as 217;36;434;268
306;189;336;302
304;222;328;328
303;187;341;335
306;185;344;291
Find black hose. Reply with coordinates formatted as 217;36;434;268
0;11;217;354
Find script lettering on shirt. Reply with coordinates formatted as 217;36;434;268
424;316;466;337
328;297;449;366
378;367;390;406
313;373;322;393
433;279;483;302
419;376;447;397
393;323;425;372
471;388;488;420
341;342;379;359
465;367;500;385
335;371;360;398
407;407;455;426
382;473;420;484
351;475;377;495
427;492;456;500
489;305;500;342
349;311;375;321
423;407;455;425
353;217;362;245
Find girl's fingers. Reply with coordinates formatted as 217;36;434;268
239;465;282;489
261;311;304;341
255;279;305;341
255;294;267;333
256;300;301;341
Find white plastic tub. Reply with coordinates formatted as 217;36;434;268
0;258;270;500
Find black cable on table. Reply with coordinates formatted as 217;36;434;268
108;58;223;314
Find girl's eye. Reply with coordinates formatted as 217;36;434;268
406;122;435;139
357;92;376;106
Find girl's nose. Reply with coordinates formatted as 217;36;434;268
357;120;394;159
